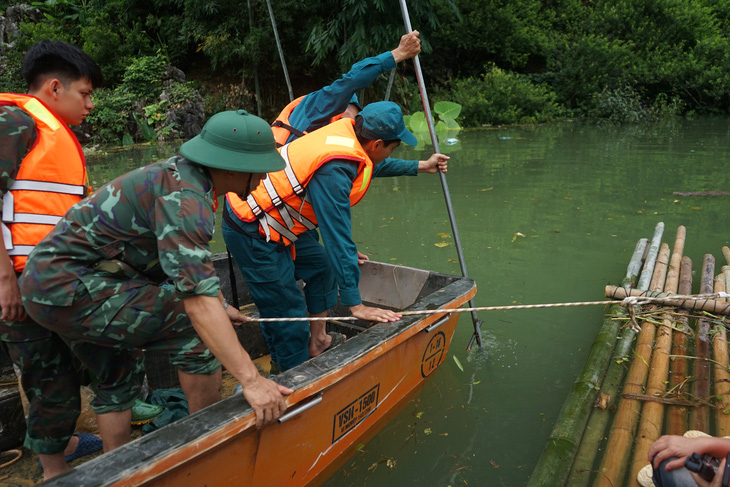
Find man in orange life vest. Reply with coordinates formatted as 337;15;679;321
263;31;450;361
222;101;448;372
0;40;103;479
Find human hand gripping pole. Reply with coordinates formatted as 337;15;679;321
398;0;483;350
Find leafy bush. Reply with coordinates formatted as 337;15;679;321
121;53;167;101
85;88;137;144
441;65;569;126
585;85;685;125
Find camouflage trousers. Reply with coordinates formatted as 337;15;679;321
23;280;221;416
0;316;85;455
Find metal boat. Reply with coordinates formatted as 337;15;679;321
42;254;476;486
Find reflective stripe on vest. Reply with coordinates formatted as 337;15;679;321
9;179;85;195
226;119;373;246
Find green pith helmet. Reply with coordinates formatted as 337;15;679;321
180;110;285;173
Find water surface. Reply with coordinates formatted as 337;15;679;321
87;118;730;486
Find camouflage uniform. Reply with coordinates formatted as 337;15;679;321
0;105;87;455
19;156;222;416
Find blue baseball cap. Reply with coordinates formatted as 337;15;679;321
358;101;417;147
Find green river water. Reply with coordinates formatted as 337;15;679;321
86;117;730;486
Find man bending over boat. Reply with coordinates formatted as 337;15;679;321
18;110;293;452
264;31;450;358
222;101;448;372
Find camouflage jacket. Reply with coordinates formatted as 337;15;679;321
20;156;220;306
0;106;37;213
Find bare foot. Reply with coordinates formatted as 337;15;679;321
62;434;80;456
309;332;332;357
309;332;345;357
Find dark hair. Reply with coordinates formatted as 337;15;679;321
354;114;399;146
22;40;103;91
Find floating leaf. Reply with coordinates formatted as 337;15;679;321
490;459;500;469
477;187;494;192
435;242;451;248
386;459;396;469
594;392;611;409
511;232;526;242
416;412;424;419
471;380;481;385
436;233;451;239
453;355;464;371
355;443;365;451
424;428;433;435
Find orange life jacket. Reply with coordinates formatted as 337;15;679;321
227;118;373;246
0;93;88;272
270;96;345;148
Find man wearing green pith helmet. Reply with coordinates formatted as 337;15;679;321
19;110;293;452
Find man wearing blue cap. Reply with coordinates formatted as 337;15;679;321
19;110;293;452
223;101;449;372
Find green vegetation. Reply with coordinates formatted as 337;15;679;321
3;0;730;143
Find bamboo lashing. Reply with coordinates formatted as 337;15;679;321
604;287;730;315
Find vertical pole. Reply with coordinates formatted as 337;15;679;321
398;0;483;350
265;0;294;102
247;0;263;117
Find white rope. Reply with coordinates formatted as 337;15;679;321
244;293;730;322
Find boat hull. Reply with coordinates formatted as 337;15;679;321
46;259;476;487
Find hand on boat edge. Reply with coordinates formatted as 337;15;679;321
349;304;402;323
240;375;293;428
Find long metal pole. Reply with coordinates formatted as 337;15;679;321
265;0;294;102
398;0;483;350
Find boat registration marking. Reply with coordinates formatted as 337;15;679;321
421;331;446;378
332;384;380;443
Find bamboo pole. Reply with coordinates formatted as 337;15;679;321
566;239;651;486
666;256;693;435
605;287;730;315
713;269;730;436
528;239;648;487
594;242;671;487
690;254;715;432
629;226;686;483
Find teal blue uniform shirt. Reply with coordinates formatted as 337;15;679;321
308;158;417;306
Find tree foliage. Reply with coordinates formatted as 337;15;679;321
3;0;730;138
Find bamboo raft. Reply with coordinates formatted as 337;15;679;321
528;222;730;486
